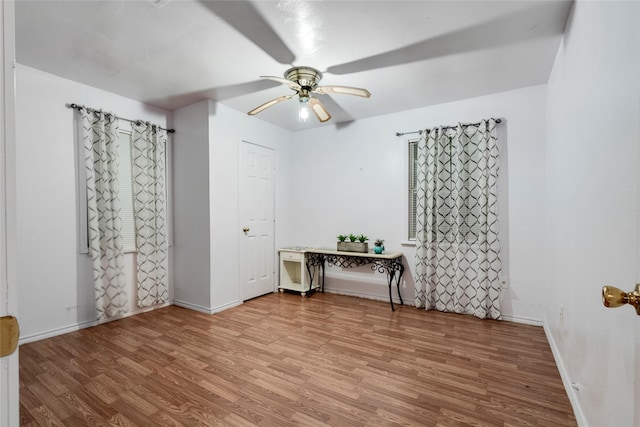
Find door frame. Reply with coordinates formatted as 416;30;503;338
635;113;640;427
0;1;19;426
238;139;276;302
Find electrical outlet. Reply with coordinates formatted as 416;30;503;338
499;275;509;288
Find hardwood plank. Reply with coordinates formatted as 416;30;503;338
20;292;577;426
27;405;67;427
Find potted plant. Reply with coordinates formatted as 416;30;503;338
374;239;385;254
337;233;369;253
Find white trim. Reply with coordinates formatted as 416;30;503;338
324;287;545;327
400;240;416;247
18;302;172;345
1;2;19;425
174;299;242;315
173;299;213;314
544;323;588;427
166;131;173;248
405;136;420;241
212;299;242;313
500;314;543;326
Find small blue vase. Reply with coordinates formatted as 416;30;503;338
374;245;384;254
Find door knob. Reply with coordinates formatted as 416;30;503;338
1;316;20;357
602;284;640;315
242;227;250;233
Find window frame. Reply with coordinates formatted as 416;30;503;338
116;130;137;253
77;125;171;255
407;137;419;241
407;128;492;245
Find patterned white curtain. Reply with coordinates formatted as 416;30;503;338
414;119;502;319
131;122;168;307
80;109;128;320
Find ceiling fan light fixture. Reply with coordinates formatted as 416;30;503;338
298;94;310;122
298;89;311;122
299;103;310;122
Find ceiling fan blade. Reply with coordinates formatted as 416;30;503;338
260;76;301;91
325;1;571;75
309;98;331;123
212;79;282;101
247;95;294;116
198;1;295;65
316;95;354;124
148;79;282;110
314;85;371;98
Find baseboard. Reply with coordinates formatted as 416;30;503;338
324;288;409;306
543;323;587;427
20;297;243;344
212;299;242;313
501;314;544;326
323;289;549;326
173;299;214;314
19;301;172;345
174;299;242;315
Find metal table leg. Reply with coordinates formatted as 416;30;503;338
383;259;404;311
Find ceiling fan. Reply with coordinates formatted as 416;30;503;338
247;66;371;123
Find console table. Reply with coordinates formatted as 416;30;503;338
279;248;404;311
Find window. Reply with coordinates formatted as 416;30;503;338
117;130;137;253
408;138;418;240
78;129;141;254
408;128;491;244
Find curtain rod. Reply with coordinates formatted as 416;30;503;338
67;103;175;133
395;118;502;137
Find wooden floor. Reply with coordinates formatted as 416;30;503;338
19;293;577;426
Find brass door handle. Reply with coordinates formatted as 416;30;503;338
242;227;250;233
602;284;640;315
0;316;20;357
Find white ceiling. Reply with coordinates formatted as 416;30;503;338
15;0;573;131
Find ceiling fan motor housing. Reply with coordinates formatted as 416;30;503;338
285;66;322;90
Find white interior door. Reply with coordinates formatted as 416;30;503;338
239;141;275;301
0;2;19;426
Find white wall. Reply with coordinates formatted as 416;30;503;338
16;64;171;341
208;103;293;311
286;85;547;323
172;100;293;313
172;100;212;312
545;2;640;426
